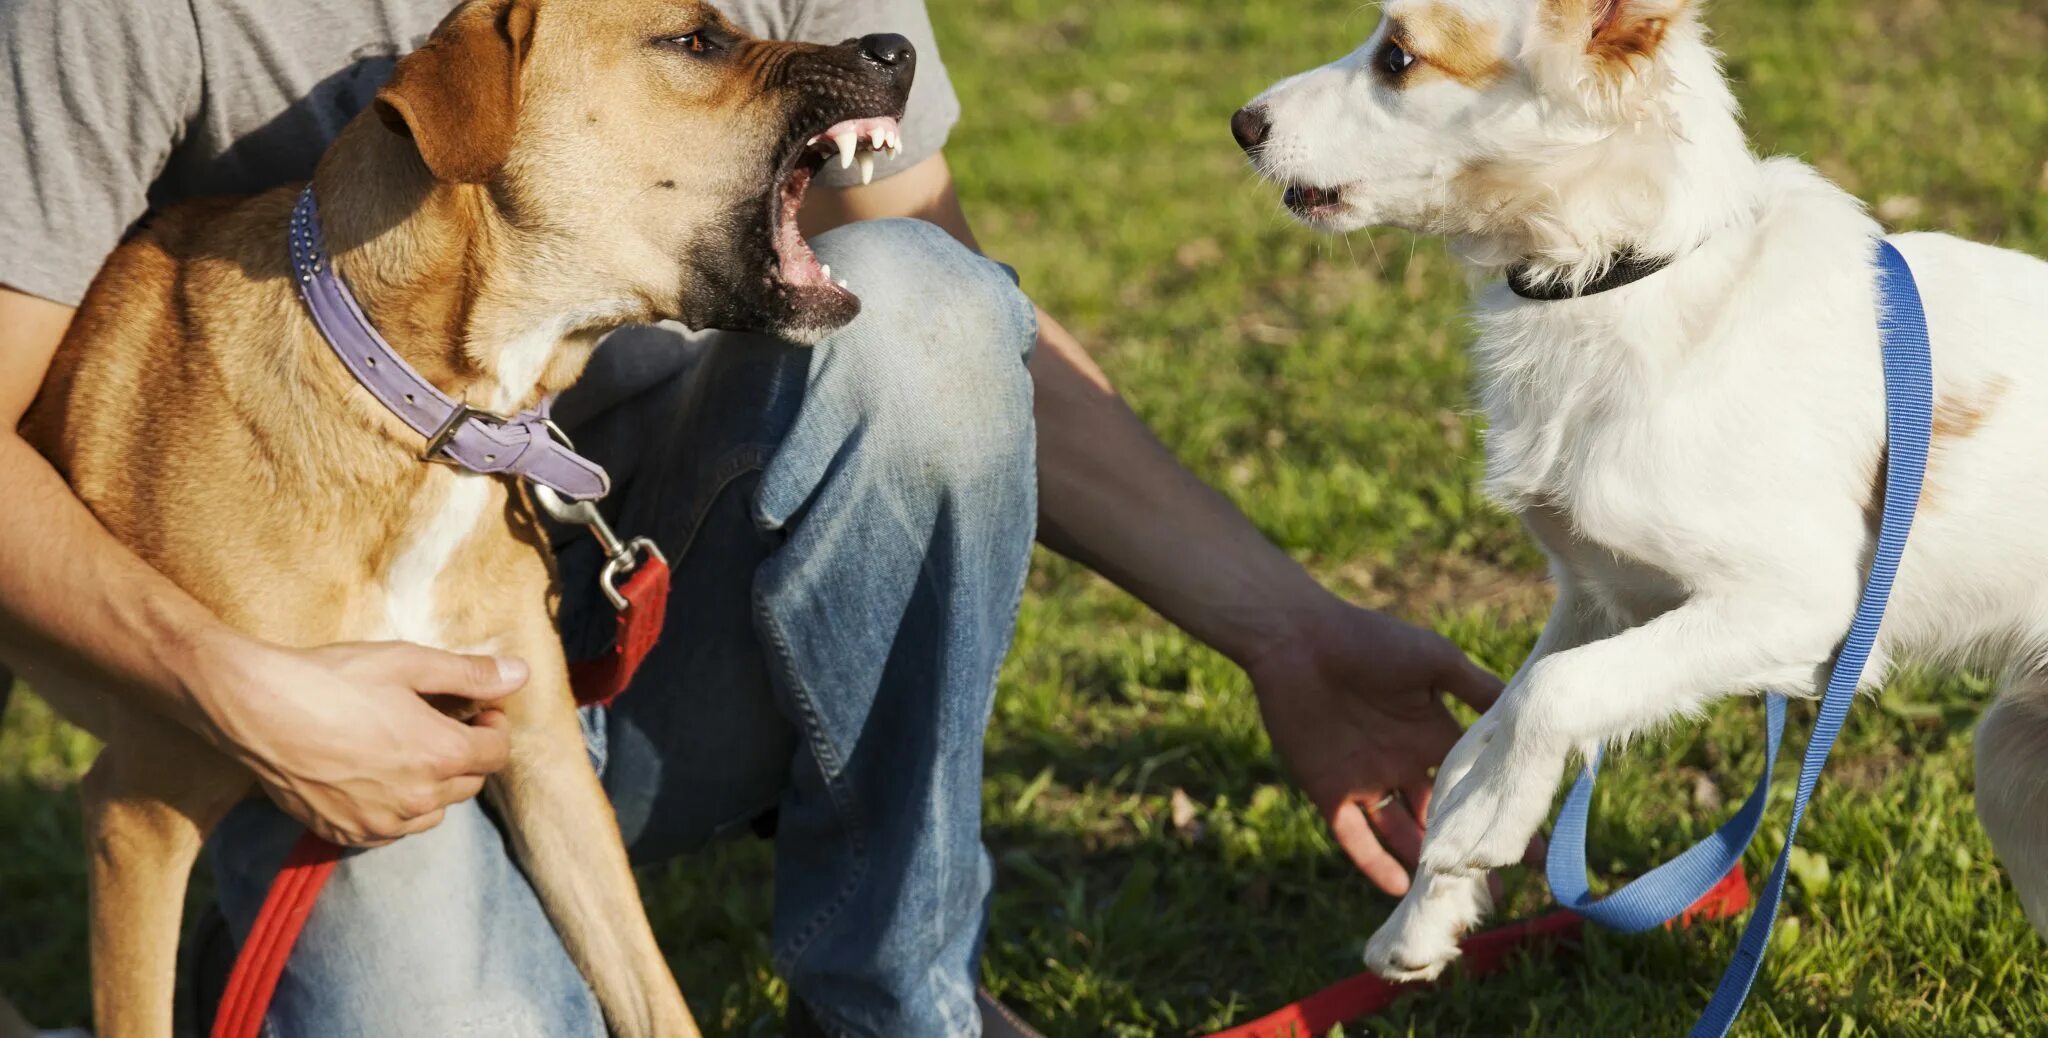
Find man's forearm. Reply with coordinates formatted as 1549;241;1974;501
802;153;1345;667
1029;311;1340;668
0;431;240;737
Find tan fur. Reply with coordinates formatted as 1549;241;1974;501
18;1;906;1034
1397;4;1512;89
1544;0;1684;85
1933;376;2011;443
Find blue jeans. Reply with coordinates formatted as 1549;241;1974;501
206;219;1040;1037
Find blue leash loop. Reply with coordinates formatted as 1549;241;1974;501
1543;239;1934;1036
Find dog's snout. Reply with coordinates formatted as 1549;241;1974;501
857;33;915;74
1231;105;1271;154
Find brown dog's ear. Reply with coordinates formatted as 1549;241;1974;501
1530;0;1690;107
374;0;536;184
1585;0;1677;71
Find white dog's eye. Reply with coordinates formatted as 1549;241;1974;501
1377;38;1416;78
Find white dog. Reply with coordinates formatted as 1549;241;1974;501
1235;0;2048;982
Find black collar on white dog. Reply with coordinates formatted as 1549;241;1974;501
1507;249;1675;301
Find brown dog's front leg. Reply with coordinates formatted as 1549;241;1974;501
487;649;700;1038
80;720;248;1038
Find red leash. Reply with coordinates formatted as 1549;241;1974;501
1201;866;1752;1038
209;507;1743;1037
208;550;671;1038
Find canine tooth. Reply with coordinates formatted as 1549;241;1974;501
857;152;875;184
835;131;857;168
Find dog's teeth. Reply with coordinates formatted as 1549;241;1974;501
833;130;857;168
871;127;888;150
857;152;875;185
820;264;831;279
836;277;849;289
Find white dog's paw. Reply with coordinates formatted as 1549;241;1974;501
1420;716;1564;874
1363;871;1491;982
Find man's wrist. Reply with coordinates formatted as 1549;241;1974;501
1214;574;1349;680
138;591;257;745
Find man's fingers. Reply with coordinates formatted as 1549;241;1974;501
442;710;512;777
1440;653;1504;713
1418;704;1466;767
1403;781;1434;829
398;807;448;837
433;773;487;808
1365;795;1424;869
1329;800;1411;897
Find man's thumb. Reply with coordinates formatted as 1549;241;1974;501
406;647;528;700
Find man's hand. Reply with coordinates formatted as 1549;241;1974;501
1246;600;1511;896
190;638;528;848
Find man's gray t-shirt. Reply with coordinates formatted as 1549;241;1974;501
0;0;960;408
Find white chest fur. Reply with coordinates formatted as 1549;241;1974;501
376;468;493;648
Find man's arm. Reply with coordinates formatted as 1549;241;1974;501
803;158;1509;895
1;287;524;847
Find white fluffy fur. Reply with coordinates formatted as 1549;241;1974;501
1244;0;2048;980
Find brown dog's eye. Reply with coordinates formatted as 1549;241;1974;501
662;31;718;55
1377;38;1416;78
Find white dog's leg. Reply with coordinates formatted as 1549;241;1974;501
1975;667;2048;939
1424;594;1849;873
1364;582;1607;981
1368;591;1847;980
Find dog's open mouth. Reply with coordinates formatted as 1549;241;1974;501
769;116;904;300
1283;183;1348;221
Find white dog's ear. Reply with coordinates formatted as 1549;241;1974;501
1527;0;1696;116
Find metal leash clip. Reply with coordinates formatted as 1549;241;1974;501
532;483;666;611
527;420;665;611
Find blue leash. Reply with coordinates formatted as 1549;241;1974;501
1543;239;1934;1036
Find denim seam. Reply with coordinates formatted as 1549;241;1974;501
657;443;774;566
753;584;870;975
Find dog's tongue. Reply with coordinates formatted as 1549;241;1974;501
776;166;831;287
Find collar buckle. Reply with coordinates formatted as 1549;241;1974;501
419;403;513;465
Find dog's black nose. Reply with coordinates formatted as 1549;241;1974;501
858;33;915;71
1231;105;1271;154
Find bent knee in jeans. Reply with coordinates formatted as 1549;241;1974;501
210;797;602;1037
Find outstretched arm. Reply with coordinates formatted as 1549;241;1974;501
805;156;1505;894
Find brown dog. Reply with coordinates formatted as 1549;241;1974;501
17;1;913;1034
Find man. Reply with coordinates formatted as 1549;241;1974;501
0;0;1503;1034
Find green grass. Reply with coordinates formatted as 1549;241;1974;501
7;0;2048;1034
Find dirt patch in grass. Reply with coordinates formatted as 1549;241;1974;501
1331;553;1553;626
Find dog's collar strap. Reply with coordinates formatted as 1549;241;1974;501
1505;249;1675;301
286;187;610;501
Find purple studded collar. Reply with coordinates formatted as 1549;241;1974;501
286;187;610;501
